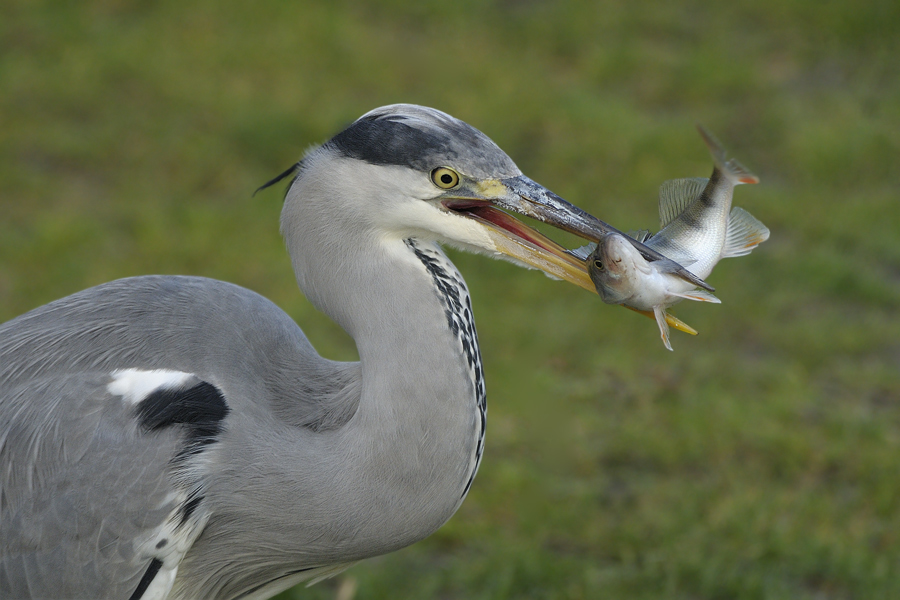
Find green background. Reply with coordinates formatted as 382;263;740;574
2;1;899;598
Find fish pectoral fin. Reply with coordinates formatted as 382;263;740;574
567;243;596;261
658;178;708;228
653;305;674;351
669;289;721;303
626;229;653;243
721;207;770;258
653;257;696;274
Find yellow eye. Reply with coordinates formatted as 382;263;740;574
431;167;460;189
592;259;604;271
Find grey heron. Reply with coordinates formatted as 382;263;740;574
0;104;703;599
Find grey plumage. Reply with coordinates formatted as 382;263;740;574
327;105;520;176
1;278;342;598
1;104;692;599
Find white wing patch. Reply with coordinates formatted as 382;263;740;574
103;368;223;598
107;368;213;598
107;368;195;405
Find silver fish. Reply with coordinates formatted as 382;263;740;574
586;126;769;350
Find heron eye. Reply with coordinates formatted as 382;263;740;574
431;167;460;189
593;259;604;271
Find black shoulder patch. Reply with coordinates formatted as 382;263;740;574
136;380;229;452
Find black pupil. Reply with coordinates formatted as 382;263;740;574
440;173;453;185
593;260;603;270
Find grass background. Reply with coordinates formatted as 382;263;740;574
2;0;899;598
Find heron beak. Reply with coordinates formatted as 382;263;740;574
441;175;702;335
496;176;713;292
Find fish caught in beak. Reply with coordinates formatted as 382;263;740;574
495;176;713;291
579;126;768;350
440;175;703;334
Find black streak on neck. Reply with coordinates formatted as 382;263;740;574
129;558;164;600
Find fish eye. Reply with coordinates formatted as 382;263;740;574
431;167;460;189
593;259;604;271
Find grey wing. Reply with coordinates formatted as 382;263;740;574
0;276;359;432
1;371;200;599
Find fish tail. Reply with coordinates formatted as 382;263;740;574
696;125;759;185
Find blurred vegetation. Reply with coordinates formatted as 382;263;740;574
2;0;899;598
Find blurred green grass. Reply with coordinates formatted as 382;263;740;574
2;0;899;598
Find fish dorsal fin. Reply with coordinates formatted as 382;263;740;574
626;229;652;243
658;177;708;228
721;207;770;258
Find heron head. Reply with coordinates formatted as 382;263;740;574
273;104;706;297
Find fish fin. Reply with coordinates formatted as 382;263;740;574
653;257;697;274
664;312;698;336
568;243;596;261
658;178;708;228
696;125;760;185
721;207;770;258
623;305;698;335
626;229;653;243
669;289;722;303
654;305;674;351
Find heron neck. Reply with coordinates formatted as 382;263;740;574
300;234;484;550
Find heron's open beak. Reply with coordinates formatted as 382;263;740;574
442;175;702;335
496;176;712;291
